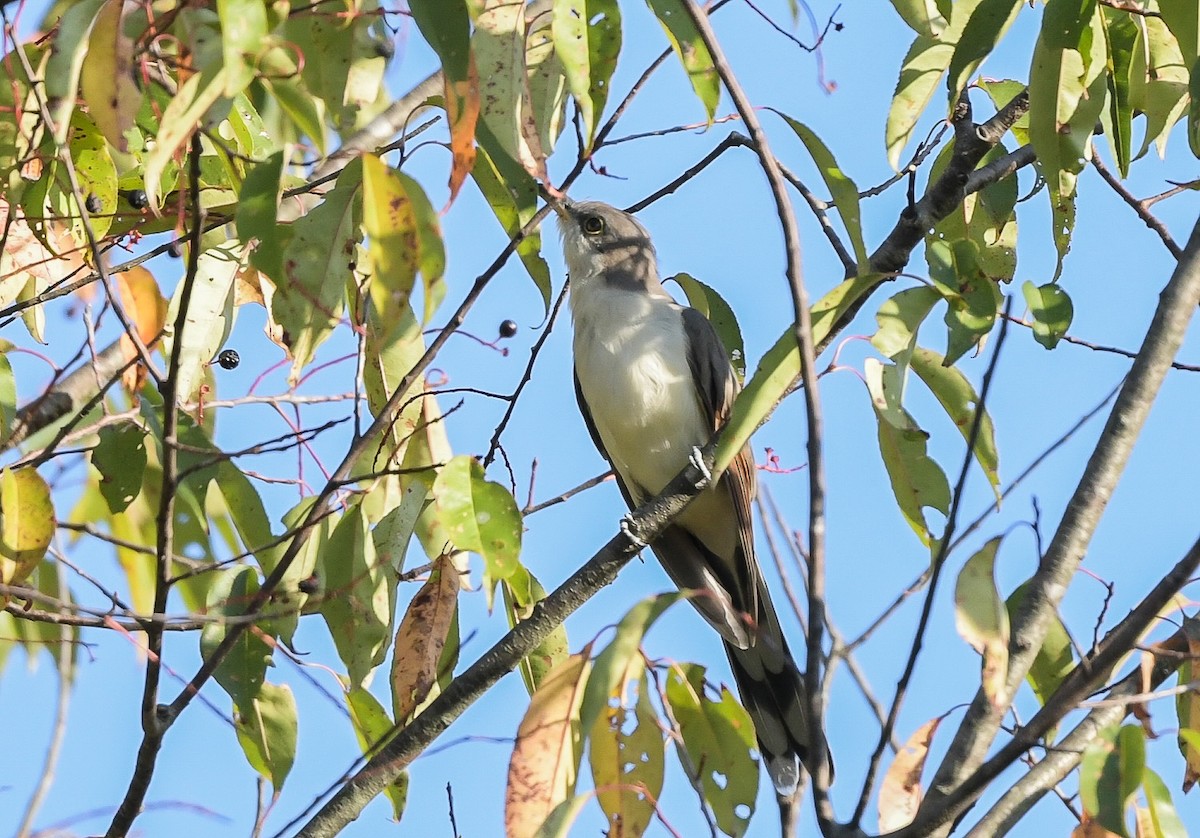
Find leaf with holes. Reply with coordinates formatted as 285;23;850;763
589;672;665;838
553;0;621;149
666;663;757;838
1022;280;1074;350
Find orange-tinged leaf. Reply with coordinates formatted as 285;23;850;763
391;554;460;722
79;0;138;151
1073;813;1123;837
505;652;589;838
0;468;55;588
878;717;941;832
445;54;480;208
115;266;167;392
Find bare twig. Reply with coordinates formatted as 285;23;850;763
1091;154;1182;258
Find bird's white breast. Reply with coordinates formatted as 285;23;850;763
571;285;707;498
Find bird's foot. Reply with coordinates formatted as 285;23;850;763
620;516;647;550
689;446;712;488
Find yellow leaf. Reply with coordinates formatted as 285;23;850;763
80;0;138;151
506;652;589;838
0;468;55;588
878;717;940;832
115;266;167;392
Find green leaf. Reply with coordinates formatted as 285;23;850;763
926;142;1018;282
320;502;394;686
927;239;1001;364
533;797;590;838
362;301;429;469
0;351;14;449
362;155;446;325
553;0;622;149
91;423;147;514
199;566;273;707
236;151;289;283
217;0;268;95
978;78;1032;145
890;0;948;37
67;109;118;238
579;592;684;737
668;273;746;380
272;160;362;383
1136;16;1189;159
909;346;1000;497
714;272;886;476
589;673;664;837
45;0;105;144
872;286;941;364
432;455;523;583
1021;280;1074;349
163;243;243;404
0;468;55;587
947;0;1025;106
234;681;298;791
1081;724;1144;837
775;113;869;270
526;15;568;158
1100;8;1144;177
503;566;570;695
865;359;951;545
666;663;757;837
266;497;333;644
1143;768;1188;838
953;537;1009;705
470;141;553;312
887;34;950;170
1027;0;1107;206
1006;581;1075;709
645;0;720;122
213;460;277;571
346;686;409;820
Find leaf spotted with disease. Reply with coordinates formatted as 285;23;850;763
391;555;459;723
433;456;522;582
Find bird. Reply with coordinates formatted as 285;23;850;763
552;198;824;797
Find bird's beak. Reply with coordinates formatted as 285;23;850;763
546;194;574;223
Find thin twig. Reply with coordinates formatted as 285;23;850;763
1091;154;1182;258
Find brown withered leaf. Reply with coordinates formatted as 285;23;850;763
878;717;941;832
390;554;459;723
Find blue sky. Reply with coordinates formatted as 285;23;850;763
4;2;1200;836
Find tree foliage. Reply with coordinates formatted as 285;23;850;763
1;0;1199;836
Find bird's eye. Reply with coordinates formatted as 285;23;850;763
582;215;605;235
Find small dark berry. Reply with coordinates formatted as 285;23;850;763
298;574;319;595
167;240;182;258
217;349;240;370
124;189;149;209
499;319;518;339
85;193;102;213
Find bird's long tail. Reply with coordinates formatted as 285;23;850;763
724;628;831;796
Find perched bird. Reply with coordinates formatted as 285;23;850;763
553;198;823;796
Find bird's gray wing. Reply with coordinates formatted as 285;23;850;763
680;307;762;622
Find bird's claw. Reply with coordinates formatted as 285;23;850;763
689;447;712;488
620;516;647;550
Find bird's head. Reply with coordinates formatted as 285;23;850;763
550;199;660;293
